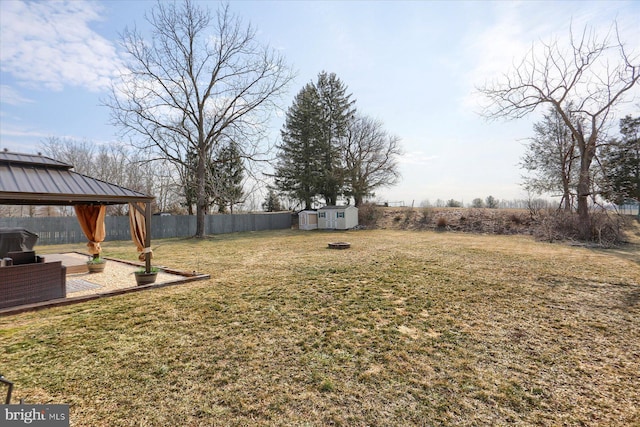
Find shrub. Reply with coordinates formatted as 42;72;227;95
509;213;523;225
533;210;580;243
403;208;414;224
533;210;626;246
420;208;433;224
590;212;627;246
358;202;383;228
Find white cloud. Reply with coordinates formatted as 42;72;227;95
0;0;121;92
399;151;439;165
0;124;49;153
0;127;49;139
0;85;33;105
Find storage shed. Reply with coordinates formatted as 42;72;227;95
298;210;318;230
317;205;358;230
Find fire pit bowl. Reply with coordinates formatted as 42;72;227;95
328;242;351;250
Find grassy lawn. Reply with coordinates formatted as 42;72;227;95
1;229;639;426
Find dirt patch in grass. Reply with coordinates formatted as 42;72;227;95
1;230;639;426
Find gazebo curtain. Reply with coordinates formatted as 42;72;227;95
74;205;106;256
129;202;152;262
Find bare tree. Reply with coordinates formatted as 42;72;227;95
343;115;402;206
521;105;579;211
40;137;95;176
106;1;294;237
479;23;639;239
39;137;172;215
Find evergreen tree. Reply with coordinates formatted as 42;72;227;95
601;115;640;216
314;71;356;205
485;195;499;208
209;141;245;213
262;189;283;212
273;83;323;210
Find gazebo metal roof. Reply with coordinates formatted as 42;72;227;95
0;150;155;274
0;151;154;206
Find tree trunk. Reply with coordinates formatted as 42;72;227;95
195;152;207;238
576;136;596;240
562;177;572;212
303;185;312;210
576;175;591;240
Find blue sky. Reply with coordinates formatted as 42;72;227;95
1;0;638;206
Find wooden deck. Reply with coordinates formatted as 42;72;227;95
43;252;89;274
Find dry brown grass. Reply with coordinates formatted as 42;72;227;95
373;207;637;247
2;229;639;426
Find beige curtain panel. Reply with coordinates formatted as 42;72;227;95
129;202;152;261
74;205;106;256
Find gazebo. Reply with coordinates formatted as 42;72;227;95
0;151;155;272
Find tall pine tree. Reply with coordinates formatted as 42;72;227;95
601;115;640;216
262;189;283;212
314;71;356;205
273;83;322;210
210;141;245;213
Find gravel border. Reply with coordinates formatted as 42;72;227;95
0;255;210;315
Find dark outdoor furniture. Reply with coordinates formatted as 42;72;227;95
0;228;38;258
6;250;40;265
0;252;66;309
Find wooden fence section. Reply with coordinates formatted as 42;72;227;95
0;213;292;245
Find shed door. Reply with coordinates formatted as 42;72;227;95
327;211;338;229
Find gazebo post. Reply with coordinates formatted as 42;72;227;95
129;201;153;272
145;201;152;273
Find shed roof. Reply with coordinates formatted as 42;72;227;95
0;151;154;206
319;205;357;210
